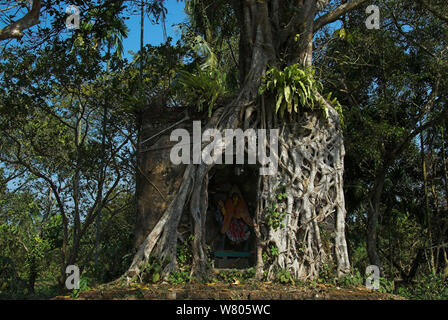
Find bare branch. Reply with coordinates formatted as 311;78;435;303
313;0;369;32
0;3;21;13
391;78;444;159
389;8;436;58
0;0;42;41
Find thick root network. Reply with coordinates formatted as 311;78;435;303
256;106;350;281
127;100;350;283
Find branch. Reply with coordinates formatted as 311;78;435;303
0;153;69;245
313;0;369;32
417;0;448;23
391;89;445;160
389;5;435;58
0;0;42;41
0;3;21;13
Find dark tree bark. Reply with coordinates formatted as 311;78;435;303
367;166;386;272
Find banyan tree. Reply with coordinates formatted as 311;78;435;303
127;0;370;282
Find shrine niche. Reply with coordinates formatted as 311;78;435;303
206;164;258;269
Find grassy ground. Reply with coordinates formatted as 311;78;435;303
53;281;405;300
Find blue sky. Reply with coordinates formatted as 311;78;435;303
0;1;187;56
122;1;187;60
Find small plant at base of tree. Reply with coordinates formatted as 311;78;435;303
276;269;294;285
71;276;91;299
167;269;191;285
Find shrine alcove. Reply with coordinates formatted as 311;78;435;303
205;164;258;269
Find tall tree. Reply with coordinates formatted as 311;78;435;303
316;0;448;275
128;0;376;281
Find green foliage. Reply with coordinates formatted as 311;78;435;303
276;269;294;285
177;235;194;268
266;190;288;230
0;256;27;296
0;191;57;297
266;203;286;230
71;276;91;299
316;263;338;284
259;65;323;118
277;192;287;201
215;268;256;283
331;269;394;294
244;267;256;279
334;28;355;44
82;195;135;284
262;251;269;263
259;64;345;123
141;257;163;284
378;277;395;294
325;92;345;127
178;69;228;117
335;269;364;288
176;18;238;118
270;246;279;258
216;269;240;283
168;270;191;285
164;235;196;285
397;274;448;300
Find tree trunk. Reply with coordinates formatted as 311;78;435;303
367;167;386;272
441;127;448;210
420;130;435;274
27;256;37;295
